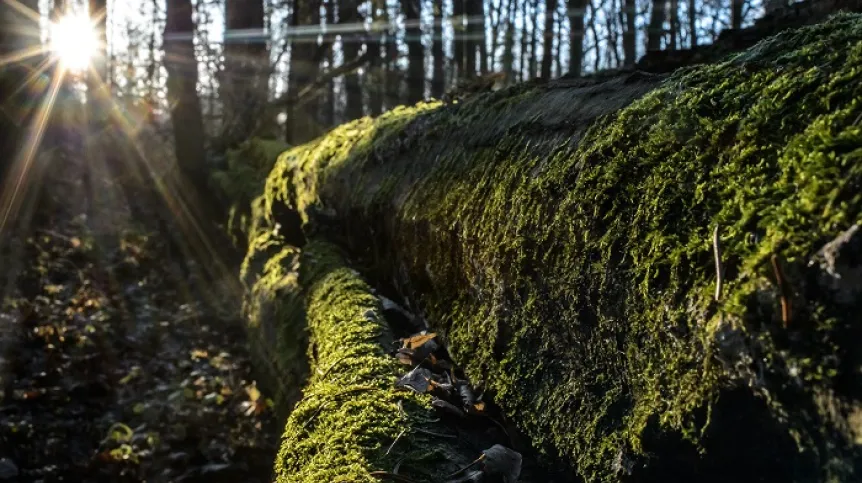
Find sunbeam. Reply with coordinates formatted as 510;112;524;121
0;62;65;236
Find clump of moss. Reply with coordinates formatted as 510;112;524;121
248;14;862;482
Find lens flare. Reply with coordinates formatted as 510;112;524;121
50;13;98;72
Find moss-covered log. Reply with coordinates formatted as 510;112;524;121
244;14;862;481
243;239;479;481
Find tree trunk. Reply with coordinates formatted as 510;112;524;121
383;3;400;110
453;0;466;81
431;0;445;97
731;0;744;29
286;0;322;144
688;0;696;47
223;0;268;146
340;0;364;120
401;0;424;103
164;0;208;190
646;0;665;51
555;1;563;75
669;0;679;50
529;0;539;78
324;0;336;127
623;0;636;65
476;0;488;74
368;0;385;115
464;0;477;77
519;0;528;80
541;0;557;79
501;20;515;83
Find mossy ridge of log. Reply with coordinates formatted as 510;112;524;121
247;14;862;481
243;238;476;482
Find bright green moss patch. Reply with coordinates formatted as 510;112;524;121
246;14;862;482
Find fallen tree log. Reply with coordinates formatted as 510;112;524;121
242;14;862;481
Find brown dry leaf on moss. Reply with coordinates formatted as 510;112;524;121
400;332;437;349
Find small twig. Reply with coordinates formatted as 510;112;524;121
385;429;407;455
770;254;792;327
318;354;350;379
411;427;458;439
369;471;419;483
301;402;328;430
713;224;723;302
443;454;486;479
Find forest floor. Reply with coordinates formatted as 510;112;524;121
0;153;280;481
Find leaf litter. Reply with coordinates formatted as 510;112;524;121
0;219;278;482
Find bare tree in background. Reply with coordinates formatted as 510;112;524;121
432;0;446;97
647;0;665;51
622;0;636;64
731;0;743;28
465;0;487;75
383;3;400;109
401;0;424;103
689;0;697;47
222;0;268;147
453;0;467;79
541;0;556;78
669;0;680;49
368;0;385;114
529;0;539;77
164;0;209;202
501;19;515;82
286;0;322;143
340;0;364;119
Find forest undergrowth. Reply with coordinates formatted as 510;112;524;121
0;137;279;482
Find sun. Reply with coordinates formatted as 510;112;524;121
50;13;99;72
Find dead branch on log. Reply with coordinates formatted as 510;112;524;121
274;50;373;109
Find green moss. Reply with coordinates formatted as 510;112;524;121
249;241;474;482
248;14;862;481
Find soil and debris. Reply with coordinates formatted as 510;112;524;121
0;214;279;481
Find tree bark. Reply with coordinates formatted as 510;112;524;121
669;0;679;50
383;4;400;110
688;0;696;47
622;0;636;65
476;0;488;74
431;0;445;97
323;0;336;127
519;0;528;80
340;0;363;120
501;20;515;83
453;0;466;80
529;0;539;78
731;0;744;29
223;0;268;146
541;0;557;79
164;0;208;191
646;0;665;51
464;0;477;77
368;0;385;115
286;0;322;144
401;0;424;103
